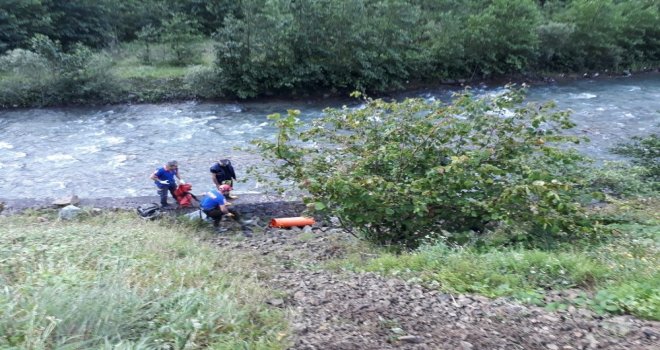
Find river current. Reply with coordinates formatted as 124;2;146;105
1;75;658;199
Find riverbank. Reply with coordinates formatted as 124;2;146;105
2;66;658;110
2;209;658;348
0;193;306;222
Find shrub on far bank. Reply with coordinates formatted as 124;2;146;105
0;35;123;107
252;88;600;248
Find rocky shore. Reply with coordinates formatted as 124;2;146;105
215;228;660;350
0;193;306;218
3;195;658;349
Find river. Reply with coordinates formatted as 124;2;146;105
1;74;658;199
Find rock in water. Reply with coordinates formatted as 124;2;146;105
53;195;80;206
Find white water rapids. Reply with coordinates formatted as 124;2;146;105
1;75;658;199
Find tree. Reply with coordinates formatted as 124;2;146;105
463;0;541;76
0;0;52;53
47;0;115;49
214;0;294;97
136;24;159;64
161;13;201;65
556;0;623;70
252;89;597;248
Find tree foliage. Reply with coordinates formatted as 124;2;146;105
252;89;599;247
1;0;658;101
0;35;121;107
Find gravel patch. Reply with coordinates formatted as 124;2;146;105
213;227;659;350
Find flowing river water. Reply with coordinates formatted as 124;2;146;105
1;74;659;199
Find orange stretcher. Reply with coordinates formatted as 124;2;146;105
269;216;316;228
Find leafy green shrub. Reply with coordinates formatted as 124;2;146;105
0;35;123;107
0;48;52;107
184;65;225;99
581;161;657;197
537;21;575;70
252;88;599;247
463;0;541;76
592;279;660;319
611;134;659;184
161;13;202;66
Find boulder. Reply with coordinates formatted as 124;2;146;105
59;205;82;220
53;195;80;207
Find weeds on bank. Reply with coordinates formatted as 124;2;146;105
0;212;288;349
332;197;659;321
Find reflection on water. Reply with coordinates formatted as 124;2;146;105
1;75;659;199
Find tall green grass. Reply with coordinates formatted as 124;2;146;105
0;212;287;349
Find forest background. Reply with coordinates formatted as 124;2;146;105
1;0;658;107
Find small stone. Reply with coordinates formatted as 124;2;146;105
58;205;81;220
293;291;305;300
642;327;659;339
460;341;474;350
330;216;341;227
546;344;559;350
266;298;284;306
53;195;80;206
542;315;560;323
398;335;423;344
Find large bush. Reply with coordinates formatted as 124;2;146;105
252;89;599;247
0;35;122;107
611;134;660;185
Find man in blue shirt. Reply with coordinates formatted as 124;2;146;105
200;188;235;228
150;160;182;207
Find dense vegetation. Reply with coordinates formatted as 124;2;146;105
1;0;659;107
0;0;657;328
251;90;659;319
0;212;288;349
254;88;599;248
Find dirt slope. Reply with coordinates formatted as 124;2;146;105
213;227;659;350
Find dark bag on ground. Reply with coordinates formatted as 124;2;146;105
137;203;162;220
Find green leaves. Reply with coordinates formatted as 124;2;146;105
253;88;598;248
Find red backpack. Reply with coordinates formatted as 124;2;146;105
173;183;199;208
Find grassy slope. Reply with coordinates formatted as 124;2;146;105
0;211;288;349
329;198;660;320
110;40;214;79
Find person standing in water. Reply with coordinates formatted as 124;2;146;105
210;158;238;200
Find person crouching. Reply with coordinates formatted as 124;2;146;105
200;187;237;229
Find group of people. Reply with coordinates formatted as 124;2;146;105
149;158;239;228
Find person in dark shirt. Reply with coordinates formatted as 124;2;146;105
210;158;238;199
